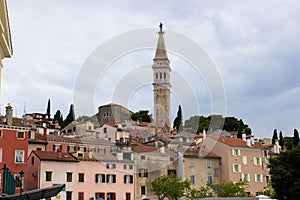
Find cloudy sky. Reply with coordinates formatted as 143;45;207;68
1;0;300;138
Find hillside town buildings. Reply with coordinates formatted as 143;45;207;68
0;23;277;199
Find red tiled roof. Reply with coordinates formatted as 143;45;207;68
33;151;78;162
184;148;220;158
132;145;158;153
216;136;262;148
0;116;26;127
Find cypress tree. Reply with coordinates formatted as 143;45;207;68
173;105;183;132
293;129;299;147
46;99;51;117
279;131;284;148
272;129;278;145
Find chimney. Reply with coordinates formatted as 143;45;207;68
251;135;255;145
242;133;246;141
246;138;251;147
159;146;165;154
5;104;13;126
202;129;206;140
43;127;47;140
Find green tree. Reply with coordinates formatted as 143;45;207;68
293;129;299;147
269;144;300;199
151;174;190;200
284;137;294;150
272;129;278;145
210;180;249;197
130;110;151;122
185;184;213;199
279;131;284;148
173;105;183;132
46;99;51;117
53;110;63;127
63;104;75;128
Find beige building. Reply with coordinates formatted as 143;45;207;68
204;135;267;195
132;145;177;200
0;0;13;89
181;148;221;189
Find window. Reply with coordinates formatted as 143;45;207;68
156;73;158;79
0;129;3;138
214;168;219;177
242;173;250;182
170;157;174;162
79;146;86;152
255;174;263;182
160;72;162;79
17;131;25;139
67;172;72;182
46;171;52;181
53;144;61;152
164;72;166;79
126;193;131;200
242;156;247;165
78;173;84;182
123;164;133;170
95;174;105;183
103;127;107;133
124;175;133;184
190;159;194;167
15;150;25;163
106;174;116;183
138;168;148;177
107;193;116;200
208;175;213;183
31;157;34;165
68;146;75;152
141;155;146;160
0;148;2;163
168;170;176;175
141;186;146;195
190;175;195;184
95;193;105;199
232;164;241;173
66;191;72;200
254;157;262;166
15;175;22;187
78;192;84;200
106;163;116;169
232;149;240;156
98;148;106;154
207;159;212;168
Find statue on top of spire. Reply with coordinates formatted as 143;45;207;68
159;22;163;32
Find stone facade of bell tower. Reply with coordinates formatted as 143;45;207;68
152;23;171;128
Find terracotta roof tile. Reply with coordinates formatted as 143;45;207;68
132;145;158;153
33;151;78;162
216;136;262;148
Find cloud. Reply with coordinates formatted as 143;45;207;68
1;0;300;138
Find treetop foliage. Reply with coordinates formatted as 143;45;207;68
130;110;151;123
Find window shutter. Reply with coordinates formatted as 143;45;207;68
260;174;263;182
259;157;262;165
238;165;241;172
232;149;235;155
254;157;257;165
232;165;235;172
130;175;133;183
241;173;244;180
238;150;240;156
248;174;251;182
113;175;116;183
124;175;126;184
255;174;257;182
95;174;98;183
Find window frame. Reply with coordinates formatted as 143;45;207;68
78;173;84;182
15;150;25;164
45;171;52;182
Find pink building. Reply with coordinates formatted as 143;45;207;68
27;150;134;200
74;151;134;200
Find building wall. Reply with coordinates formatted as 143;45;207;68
97;104;132;127
183;156;221;189
76;160;134;200
206;137;267;195
134;151;177;200
40;160;77;200
0;127;29;194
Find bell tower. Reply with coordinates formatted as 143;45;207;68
152;23;171;128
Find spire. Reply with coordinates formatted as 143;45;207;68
154;22;169;60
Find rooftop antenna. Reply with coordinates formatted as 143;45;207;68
23;102;26;116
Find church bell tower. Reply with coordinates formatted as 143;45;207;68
152;23;171;128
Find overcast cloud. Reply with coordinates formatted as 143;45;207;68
1;0;300;138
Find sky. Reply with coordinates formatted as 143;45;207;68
1;0;300;138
